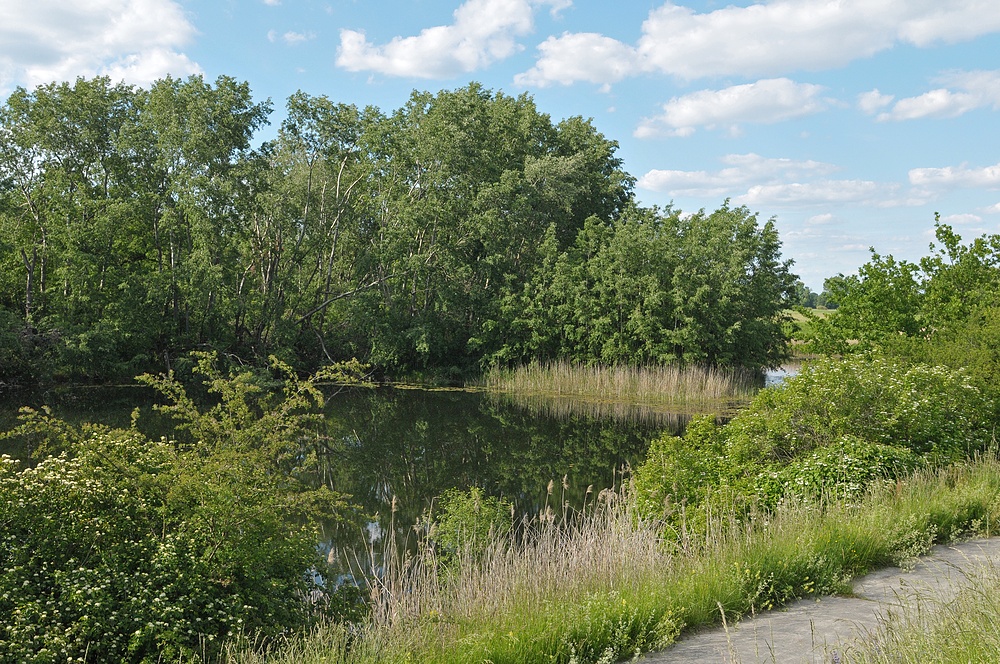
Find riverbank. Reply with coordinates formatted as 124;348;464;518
227;454;1000;663
647;536;1000;663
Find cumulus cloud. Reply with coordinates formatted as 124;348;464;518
638;153;838;197
0;0;200;92
268;30;314;45
634;78;828;138
877;69;1000;121
909;162;1000;189
517;1;1000;87
939;213;984;226
515;33;636;87
806;213;836;225
735;180;885;206
858;89;894;114
337;0;569;78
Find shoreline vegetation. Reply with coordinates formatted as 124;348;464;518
228;456;1000;664
483;361;759;423
6;72;1000;663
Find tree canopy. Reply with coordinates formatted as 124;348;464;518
0;76;796;383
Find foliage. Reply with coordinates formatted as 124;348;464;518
633;355;994;527
432;486;513;561
1;76;795;382
0;356;361;662
490;203;795;371
807;252;922;355
806;220;1000;372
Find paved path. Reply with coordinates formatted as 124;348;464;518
641;537;1000;663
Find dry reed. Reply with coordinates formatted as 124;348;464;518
485;361;758;413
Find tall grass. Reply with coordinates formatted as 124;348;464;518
488;391;693;427
227;455;1000;664
484;361;759;419
844;561;1000;662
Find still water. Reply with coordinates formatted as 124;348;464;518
0;384;685;551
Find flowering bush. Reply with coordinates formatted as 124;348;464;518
0;429;326;663
634;356;995;525
0;354;361;663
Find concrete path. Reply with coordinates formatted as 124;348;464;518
641;537;1000;663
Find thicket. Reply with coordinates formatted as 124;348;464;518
0;76;795;385
632;355;994;532
0;354;362;662
801;219;1000;400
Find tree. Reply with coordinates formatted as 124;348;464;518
490;203;795;371
807;252;922;355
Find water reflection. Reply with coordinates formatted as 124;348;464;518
315;387;682;542
1;383;693;566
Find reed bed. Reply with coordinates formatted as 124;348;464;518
227;455;1000;664
484;361;760;410
489;391;695;427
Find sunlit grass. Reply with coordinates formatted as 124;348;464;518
226;454;1000;664
484;361;759;422
844;561;1000;663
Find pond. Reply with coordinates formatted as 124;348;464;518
0;383;688;560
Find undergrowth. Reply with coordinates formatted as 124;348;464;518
229;456;1000;664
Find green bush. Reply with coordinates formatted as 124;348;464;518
725;356;994;463
0;431;325;663
433;486;513;561
633;356;995;528
0;354;362;663
757;436;920;504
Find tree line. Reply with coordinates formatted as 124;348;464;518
0;75;796;384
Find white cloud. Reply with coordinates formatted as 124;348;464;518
939;213;983;226
635;78;828;138
515;33;636;87
337;0;568;78
263;0;281;5
0;0;200;92
282;31;315;45
807;213;836;226
517;1;1000;87
735;180;885;206
878;69;1000;121
909;162;1000;189
639;152;903;208
858;89;894;114
638;153;837;197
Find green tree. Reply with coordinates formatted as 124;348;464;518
668;203;795;369
808;252;922;355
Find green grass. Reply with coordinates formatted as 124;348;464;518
843;560;1000;663
227;455;1000;664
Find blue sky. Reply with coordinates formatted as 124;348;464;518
3;1;1000;289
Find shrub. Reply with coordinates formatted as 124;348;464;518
725;356;994;463
0;431;325;663
757;436;920;505
433;486;513;562
633;356;995;528
0;353;362;663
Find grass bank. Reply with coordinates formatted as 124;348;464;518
229;455;1000;664
844;556;1000;662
